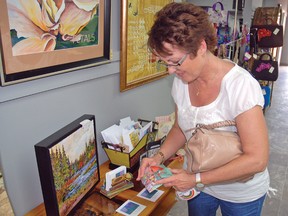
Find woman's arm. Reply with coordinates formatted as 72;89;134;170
137;107;187;180
156;109;187;162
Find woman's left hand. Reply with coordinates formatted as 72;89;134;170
155;168;195;192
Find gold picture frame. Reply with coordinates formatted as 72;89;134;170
0;0;111;86
120;0;173;92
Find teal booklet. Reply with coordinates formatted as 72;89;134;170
140;165;172;193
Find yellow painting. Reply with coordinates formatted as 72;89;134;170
120;0;173;92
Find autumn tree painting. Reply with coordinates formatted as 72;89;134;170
48;119;99;215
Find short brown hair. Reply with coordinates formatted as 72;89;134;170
148;2;217;56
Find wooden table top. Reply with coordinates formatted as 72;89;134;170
25;159;183;216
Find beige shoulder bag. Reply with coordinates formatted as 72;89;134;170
185;120;243;173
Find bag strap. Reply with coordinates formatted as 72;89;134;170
196;120;236;130
259;53;273;61
185;120;236;133
264;17;278;25
213;2;224;11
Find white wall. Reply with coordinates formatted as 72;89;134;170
0;1;174;215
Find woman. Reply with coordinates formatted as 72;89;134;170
137;2;270;216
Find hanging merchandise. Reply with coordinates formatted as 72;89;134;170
217;44;226;59
250;23;283;48
217;25;231;46
251;53;278;81
261;85;271;108
232;40;241;64
227;10;240;40
252;7;280;26
250;5;283;48
249;27;258;53
208;2;228;27
241;24;249;46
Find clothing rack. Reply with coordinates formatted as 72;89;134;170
211;0;247;64
218;35;246;64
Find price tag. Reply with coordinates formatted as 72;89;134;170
244;52;252;60
269;66;275;73
273;28;280;35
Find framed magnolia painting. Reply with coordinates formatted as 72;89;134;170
0;0;111;86
120;0;173;92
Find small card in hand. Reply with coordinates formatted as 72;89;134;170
141;165;172;193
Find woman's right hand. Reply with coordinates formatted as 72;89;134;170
136;153;163;181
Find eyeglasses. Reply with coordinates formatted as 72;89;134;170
157;54;188;68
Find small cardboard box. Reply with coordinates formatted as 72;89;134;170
102;120;158;171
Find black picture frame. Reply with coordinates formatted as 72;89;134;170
0;0;111;86
34;114;100;216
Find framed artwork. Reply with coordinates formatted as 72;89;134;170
34;114;100;216
0;0;111;86
120;0;173;92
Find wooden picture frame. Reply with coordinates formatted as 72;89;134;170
0;0;111;86
34;115;100;216
120;0;173;92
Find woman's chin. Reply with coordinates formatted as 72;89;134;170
176;74;189;83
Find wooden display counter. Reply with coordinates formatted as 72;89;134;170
25;159;183;216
